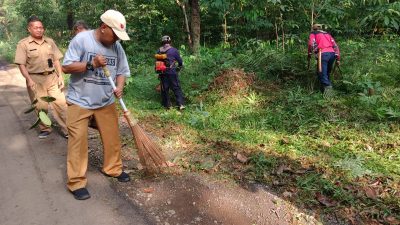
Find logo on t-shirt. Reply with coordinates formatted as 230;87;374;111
85;52;118;85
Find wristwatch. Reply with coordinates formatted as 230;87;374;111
86;61;94;71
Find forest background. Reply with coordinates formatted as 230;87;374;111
1;0;399;224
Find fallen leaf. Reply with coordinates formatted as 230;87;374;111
365;144;373;152
276;164;292;175
143;187;154;193
166;161;176;167
385;216;400;225
343;207;357;225
363;219;383;225
321;141;331;148
236;153;248;164
370;179;381;187
232;163;242;169
283;191;292;198
280;138;289;145
316;192;337;207
344;185;356;191
294;169;307;174
363;186;378;199
272;180;280;186
124;169;135;174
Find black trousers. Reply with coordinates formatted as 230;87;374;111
160;73;184;107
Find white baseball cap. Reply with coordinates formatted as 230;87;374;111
100;9;130;41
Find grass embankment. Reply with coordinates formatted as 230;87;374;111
124;37;400;224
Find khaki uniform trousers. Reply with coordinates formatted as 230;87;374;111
67;102;123;191
27;73;67;134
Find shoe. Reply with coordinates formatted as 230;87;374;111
101;170;130;182
179;105;185;110
323;86;334;99
71;188;90;200
115;171;130;182
38;131;50;139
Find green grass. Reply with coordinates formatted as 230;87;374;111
124;36;400;223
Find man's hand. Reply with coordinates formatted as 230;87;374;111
92;55;107;68
176;65;183;72
58;76;65;89
114;87;123;99
115;75;126;99
26;78;35;90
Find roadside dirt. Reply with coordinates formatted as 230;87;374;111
86;119;325;225
2;59;340;225
83;68;348;225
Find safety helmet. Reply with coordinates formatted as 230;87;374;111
162;35;171;42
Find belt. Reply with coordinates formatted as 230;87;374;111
31;70;55;75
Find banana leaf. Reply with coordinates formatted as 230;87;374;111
29;118;40;129
38;111;52;126
40;96;56;102
24;106;36;114
32;99;38;105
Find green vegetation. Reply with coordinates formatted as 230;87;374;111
125;37;400;224
1;0;399;224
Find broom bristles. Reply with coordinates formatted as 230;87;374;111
124;112;167;174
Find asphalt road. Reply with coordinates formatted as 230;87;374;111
0;63;152;225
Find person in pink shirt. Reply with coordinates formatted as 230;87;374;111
308;24;340;93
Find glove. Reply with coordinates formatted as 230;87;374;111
176;65;184;72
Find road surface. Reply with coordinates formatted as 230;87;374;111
0;63;152;225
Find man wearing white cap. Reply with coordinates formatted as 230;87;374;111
62;9;131;200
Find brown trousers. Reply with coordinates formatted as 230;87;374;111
66;103;123;191
27;73;67;134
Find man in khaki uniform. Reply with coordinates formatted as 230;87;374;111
14;16;68;139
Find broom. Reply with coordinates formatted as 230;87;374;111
103;67;168;174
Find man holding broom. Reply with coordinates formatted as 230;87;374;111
308;23;341;96
62;9;131;200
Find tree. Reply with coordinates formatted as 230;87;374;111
0;0;19;40
189;0;200;53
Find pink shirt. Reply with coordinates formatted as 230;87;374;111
308;31;340;60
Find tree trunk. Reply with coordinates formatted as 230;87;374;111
176;0;192;47
311;0;314;31
4;26;10;40
67;9;74;30
280;13;285;52
189;0;200;54
274;20;279;49
223;12;228;44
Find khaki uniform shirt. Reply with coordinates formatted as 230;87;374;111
14;36;63;74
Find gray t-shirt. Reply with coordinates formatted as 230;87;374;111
63;30;130;109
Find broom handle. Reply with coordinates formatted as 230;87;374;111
103;67;128;112
318;49;322;73
107;76;128;111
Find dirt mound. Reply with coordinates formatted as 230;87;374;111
209;68;255;96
